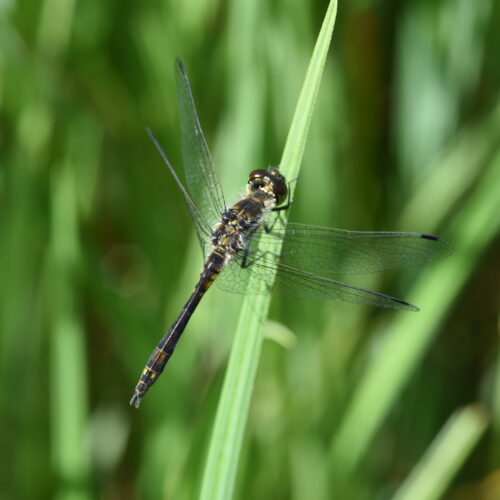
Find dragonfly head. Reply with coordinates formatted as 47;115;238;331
247;168;288;206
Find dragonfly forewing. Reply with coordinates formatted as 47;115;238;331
176;60;226;233
254;223;453;276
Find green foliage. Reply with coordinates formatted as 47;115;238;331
1;0;499;499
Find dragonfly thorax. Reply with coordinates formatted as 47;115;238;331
211;195;268;262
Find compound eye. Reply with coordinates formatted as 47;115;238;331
270;174;288;205
248;169;268;182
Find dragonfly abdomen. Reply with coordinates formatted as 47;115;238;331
130;254;223;408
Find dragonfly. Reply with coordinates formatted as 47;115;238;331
130;60;452;408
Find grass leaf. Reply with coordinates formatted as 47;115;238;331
392;405;489;500
199;2;338;499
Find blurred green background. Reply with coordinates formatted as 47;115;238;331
1;0;499;499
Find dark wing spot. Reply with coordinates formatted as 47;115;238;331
421;234;439;241
391;297;420;312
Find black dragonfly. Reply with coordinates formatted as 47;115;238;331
130;60;452;408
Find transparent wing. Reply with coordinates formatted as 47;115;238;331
216;256;418;311
252;222;453;276
215;222;453;310
147;129;212;248
176;59;226;231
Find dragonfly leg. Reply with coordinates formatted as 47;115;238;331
264;211;288;233
240;248;281;269
268;179;296;231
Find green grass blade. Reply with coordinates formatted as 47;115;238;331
392;405;489;500
279;7;337;182
199;2;338;500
